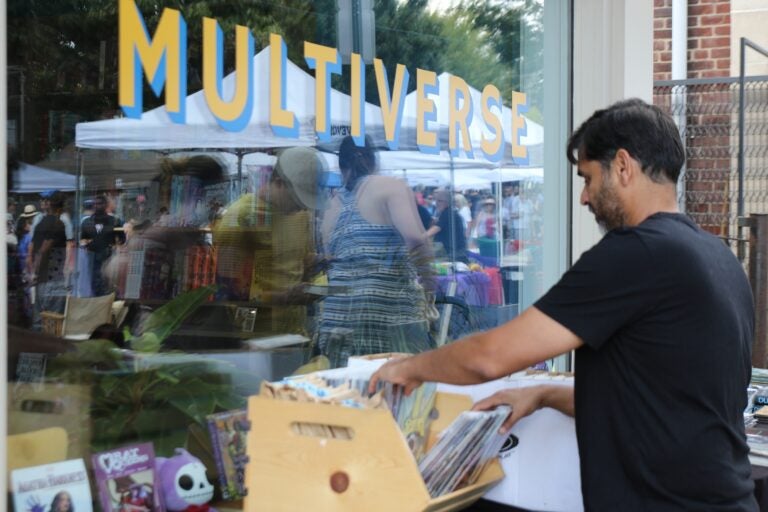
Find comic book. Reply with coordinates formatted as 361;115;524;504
91;442;164;512
207;409;249;500
395;382;437;462
11;458;93;512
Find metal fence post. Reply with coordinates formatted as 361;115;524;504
749;214;768;368
738;38;768;262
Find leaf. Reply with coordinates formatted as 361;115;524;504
93;406;132;444
98;375;122;397
153;429;191;458
169;393;217;424
155;370;181;385
130;332;162;353
140;285;218;346
216;393;247;412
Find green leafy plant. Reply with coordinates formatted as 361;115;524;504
48;285;249;455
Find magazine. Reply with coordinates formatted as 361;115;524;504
92;442;164;512
207;409;249;500
11;458;93;512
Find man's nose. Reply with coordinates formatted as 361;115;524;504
580;187;589;206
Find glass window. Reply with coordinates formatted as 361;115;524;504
6;0;568;501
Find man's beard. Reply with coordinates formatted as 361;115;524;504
590;179;626;233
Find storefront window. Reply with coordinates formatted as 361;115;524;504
6;0;568;505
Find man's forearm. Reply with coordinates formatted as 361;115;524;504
373;307;583;392
405;331;515;385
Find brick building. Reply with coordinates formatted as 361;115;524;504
653;0;768;239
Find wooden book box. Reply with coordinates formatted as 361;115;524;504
244;392;504;512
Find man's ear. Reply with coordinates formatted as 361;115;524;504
614;148;635;186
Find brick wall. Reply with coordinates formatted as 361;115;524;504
654;0;673;81
688;0;731;79
653;0;732;237
654;0;731;81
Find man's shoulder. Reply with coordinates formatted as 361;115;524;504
38;214;64;226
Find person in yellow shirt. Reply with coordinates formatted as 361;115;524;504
214;147;325;336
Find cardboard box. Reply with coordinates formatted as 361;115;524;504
244;392;503;512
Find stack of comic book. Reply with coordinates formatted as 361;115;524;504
322;376;438;461
263;373;437;460
419;407;510;497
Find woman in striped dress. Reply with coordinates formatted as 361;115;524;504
318;136;435;366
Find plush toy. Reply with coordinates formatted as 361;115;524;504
156;448;217;512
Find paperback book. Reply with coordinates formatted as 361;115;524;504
207;409;250;500
11;458;93;512
91;442;164;512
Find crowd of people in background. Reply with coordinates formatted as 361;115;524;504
6;159;543;338
414;181;544;259
6;189;124;329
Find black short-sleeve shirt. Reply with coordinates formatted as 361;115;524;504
435;208;467;258
536;213;756;511
32;214;68;284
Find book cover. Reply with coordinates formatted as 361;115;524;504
395;382;438;462
91;442;164;512
206;409;249;500
124;249;146;300
11;458;93;512
14;353;48;392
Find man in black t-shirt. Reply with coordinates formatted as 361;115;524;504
30;191;72;331
369;99;757;511
81;195;123;296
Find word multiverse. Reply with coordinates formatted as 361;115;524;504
118;0;528;162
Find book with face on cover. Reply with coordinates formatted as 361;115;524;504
91;442;164;512
11;458;93;512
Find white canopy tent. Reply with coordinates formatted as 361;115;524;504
12;163;77;193
168;149;498;189
379;167;543;190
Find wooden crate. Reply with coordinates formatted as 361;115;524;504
245;392;504;512
40;312;65;337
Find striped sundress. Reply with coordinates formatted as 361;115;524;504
317;180;430;366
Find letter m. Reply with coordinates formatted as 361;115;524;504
119;0;187;122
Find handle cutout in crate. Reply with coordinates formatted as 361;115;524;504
290;421;355;440
20;399;64;414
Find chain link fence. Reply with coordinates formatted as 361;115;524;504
654;77;768;267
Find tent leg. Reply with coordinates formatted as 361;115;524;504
72;149;83;297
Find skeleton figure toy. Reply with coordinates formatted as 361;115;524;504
156;448;217;512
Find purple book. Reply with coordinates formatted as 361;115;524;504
92;442;165;512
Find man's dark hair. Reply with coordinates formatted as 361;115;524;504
566;98;685;184
48;191;65;210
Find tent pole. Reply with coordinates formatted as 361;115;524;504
73;148;83;297
236;150;244;196
448;153;457;270
496;167;503;267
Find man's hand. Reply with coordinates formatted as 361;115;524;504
473;387;545;433
368;355;422;396
473;385;575;434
